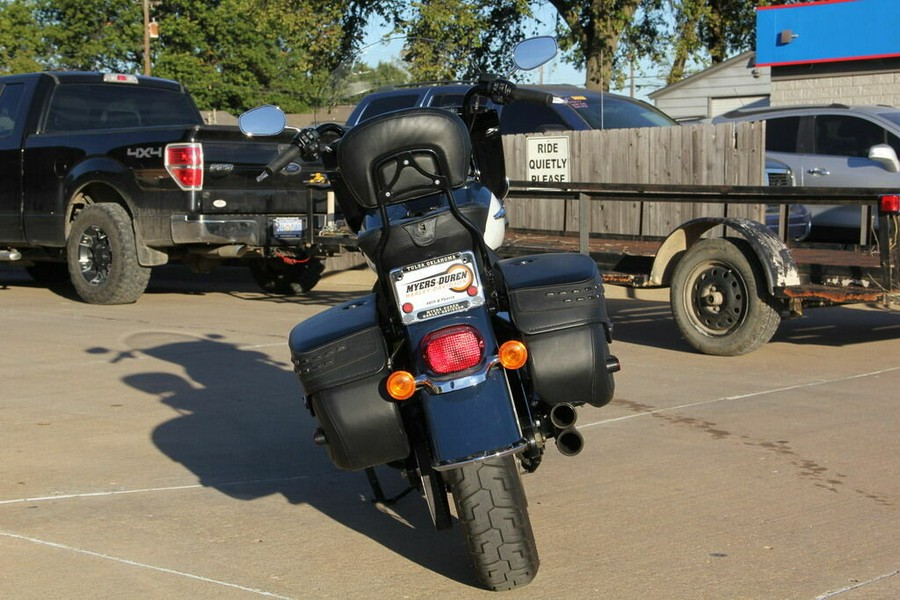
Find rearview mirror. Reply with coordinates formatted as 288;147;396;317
512;37;558;72
239;105;286;137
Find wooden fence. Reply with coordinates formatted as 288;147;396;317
501;121;767;238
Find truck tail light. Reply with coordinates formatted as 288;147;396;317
165;143;203;191
421;325;484;375
879;194;900;215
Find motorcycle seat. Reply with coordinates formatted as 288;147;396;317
336;107;472;209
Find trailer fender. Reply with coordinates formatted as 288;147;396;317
650;217;801;292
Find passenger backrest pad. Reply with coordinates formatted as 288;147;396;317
336;108;471;209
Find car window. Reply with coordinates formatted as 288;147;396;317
500;101;569;134
886;131;900;156
429;93;465;109
0;83;25;139
357;94;419;123
764;116;800;153
570;95;675;130
813;115;885;157
44;83;200;132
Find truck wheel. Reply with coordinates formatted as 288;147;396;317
250;256;323;294
445;455;539;591
66;203;151;304
670;237;780;356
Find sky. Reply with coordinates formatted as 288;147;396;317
359;12;658;102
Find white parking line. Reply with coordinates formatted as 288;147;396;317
815;569;899;599
0;531;294;599
580;366;900;429
0;475;314;506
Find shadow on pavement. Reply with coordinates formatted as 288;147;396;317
605;296;899;353
102;332;477;588
1;263;372;305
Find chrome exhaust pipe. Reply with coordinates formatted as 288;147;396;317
312;427;328;446
550;403;583;456
606;355;621;373
555;427;584;456
550;402;578;430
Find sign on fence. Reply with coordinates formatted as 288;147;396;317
526;136;569;182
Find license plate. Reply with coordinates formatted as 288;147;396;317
390;252;485;325
273;217;305;237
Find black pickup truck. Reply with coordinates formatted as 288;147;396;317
0;71;323;304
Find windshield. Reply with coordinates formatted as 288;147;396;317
568;95;676;130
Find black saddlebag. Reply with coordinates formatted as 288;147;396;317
288;294;409;471
498;253;616;408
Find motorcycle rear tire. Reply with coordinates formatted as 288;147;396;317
445;454;539;591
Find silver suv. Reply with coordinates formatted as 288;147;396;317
713;104;900;241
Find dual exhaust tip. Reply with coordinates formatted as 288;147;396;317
551;354;619;456
550;403;583;457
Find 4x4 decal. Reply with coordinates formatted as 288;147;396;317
127;146;163;159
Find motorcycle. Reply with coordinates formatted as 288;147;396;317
240;37;620;591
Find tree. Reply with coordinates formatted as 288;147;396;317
667;0;806;85
548;0;666;91
0;0;46;74
398;0;533;81
35;0;144;71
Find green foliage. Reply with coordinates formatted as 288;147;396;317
399;0;532;81
0;0;45;74
667;0;807;84
1;0;799;111
0;0;360;113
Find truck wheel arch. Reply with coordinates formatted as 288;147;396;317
649;217;801;292
65;183;167;267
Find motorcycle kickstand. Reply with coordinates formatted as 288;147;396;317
364;467;415;506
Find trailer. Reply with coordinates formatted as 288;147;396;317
502;181;899;356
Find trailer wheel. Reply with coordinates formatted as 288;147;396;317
670;238;780;356
67;203;151;304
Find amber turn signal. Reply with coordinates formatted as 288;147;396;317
386;371;417;400
498;340;528;370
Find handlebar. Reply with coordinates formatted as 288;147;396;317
257;144;301;182
464;75;558;117
509;87;555;106
256;123;345;182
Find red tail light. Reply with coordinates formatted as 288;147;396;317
165;143;204;190
879;194;900;215
422;325;484;375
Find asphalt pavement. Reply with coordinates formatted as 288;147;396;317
1;262;898;599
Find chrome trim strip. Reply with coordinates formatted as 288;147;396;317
415;355;500;394
431;441;527;472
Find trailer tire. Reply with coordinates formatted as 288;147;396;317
67;203;151;304
671;237;780;356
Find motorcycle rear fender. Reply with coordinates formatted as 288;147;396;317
406;310;525;470
422;367;525;470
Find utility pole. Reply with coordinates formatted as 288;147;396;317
142;0;151;75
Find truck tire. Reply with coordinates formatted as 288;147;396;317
66;203;151;304
670;237;780;356
445;455;539;591
249;256;323;294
